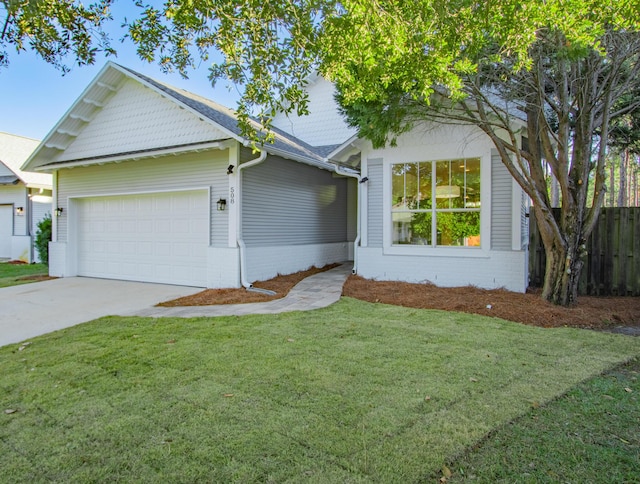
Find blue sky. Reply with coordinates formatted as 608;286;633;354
0;3;241;141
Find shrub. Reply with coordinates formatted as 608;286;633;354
35;213;52;265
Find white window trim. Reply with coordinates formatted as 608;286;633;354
382;154;492;257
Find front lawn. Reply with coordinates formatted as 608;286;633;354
446;358;639;482
0;262;49;288
1;298;639;482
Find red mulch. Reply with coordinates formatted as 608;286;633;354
157;264;339;307
17;275;56;282
160;264;639;332
342;276;640;330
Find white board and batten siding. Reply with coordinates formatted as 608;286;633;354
357;123;528;292
241;156;351;282
51;150;230;286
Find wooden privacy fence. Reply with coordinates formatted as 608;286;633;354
529;208;640;296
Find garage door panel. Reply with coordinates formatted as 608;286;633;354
77;190;208;286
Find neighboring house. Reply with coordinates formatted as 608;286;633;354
0;132;52;262
23;62;528;292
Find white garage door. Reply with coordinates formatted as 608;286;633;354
77;190;209;286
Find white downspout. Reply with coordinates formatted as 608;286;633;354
236;149;267;289
333;165;362;275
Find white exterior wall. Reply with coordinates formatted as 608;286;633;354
50;149;232;285
244;242;349;283
0;185;32;261
358;122;528;292
0;185;28;236
357;247;527;292
271;76;356;146
58;79;228;162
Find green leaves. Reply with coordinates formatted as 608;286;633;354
1;0;115;72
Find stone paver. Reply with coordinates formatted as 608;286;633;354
127;263;353;318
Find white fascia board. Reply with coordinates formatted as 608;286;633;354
326;134;361;162
22;62;121;172
34;140;234;172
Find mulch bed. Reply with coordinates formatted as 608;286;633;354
17;275;56;282
342;276;640;330
159;265;639;331
157;264;339;307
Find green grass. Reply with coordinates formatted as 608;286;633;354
0;262;48;288
445;357;640;483
1;297;639;482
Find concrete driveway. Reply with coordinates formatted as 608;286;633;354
0;277;202;347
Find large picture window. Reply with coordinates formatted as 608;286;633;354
391;158;481;247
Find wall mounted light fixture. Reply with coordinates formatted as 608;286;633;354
55;207;64;216
15;206;24;216
216;198;227;211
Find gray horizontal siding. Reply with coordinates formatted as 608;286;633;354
367;159;383;248
56;150;229;245
242;157;347;246
491;151;512;250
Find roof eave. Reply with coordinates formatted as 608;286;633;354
34;140;236;172
262;146;335;171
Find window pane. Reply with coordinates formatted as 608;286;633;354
391;158;481;248
392;212;432;245
435;160;458;209
450;160;466;209
392;164;407;209
417;162;432;209
465;158;481;208
436;211;481;246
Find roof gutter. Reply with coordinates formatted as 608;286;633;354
236;149;271;291
332;164;362;275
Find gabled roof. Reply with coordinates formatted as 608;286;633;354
0;132;51;188
24;62;335;173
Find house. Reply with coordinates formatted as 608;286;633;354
23;62;528;292
272;75;530;292
0;132;52;262
23;63;355;288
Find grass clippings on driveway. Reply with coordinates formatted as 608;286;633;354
0;262;50;288
1;298;639;482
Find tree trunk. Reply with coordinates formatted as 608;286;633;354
535;205;585;306
609;159;616;207
618;151;628;207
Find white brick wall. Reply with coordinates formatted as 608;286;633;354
244;242;349;283
356;247;528;292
